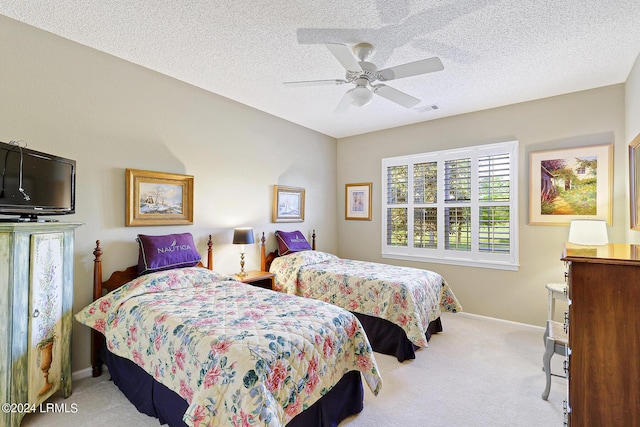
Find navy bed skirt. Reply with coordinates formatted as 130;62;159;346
102;348;364;427
353;313;443;362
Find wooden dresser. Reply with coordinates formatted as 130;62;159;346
0;222;81;427
562;244;640;426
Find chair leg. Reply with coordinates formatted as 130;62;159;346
541;337;554;400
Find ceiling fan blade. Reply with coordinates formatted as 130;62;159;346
377;57;444;81
283;79;347;87
334;90;352;113
373;84;420;108
324;43;363;72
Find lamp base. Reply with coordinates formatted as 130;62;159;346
237;252;247;278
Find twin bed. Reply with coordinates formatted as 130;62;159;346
76;230;460;426
76;234;381;427
263;230;462;362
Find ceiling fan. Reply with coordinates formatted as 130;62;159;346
283;42;444;112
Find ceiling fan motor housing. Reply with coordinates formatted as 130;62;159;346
347;61;378;83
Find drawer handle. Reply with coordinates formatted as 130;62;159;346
32;309;40;318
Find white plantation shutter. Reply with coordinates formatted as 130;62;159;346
413;161;438;249
444;157;471;251
413;207;437;249
385;165;408;246
479;153;510;201
382;141;519;271
444;158;471;202
479;206;510;253
444;206;471;251
386;207;408;246
478;153;511;254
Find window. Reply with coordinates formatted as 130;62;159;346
382;141;518;270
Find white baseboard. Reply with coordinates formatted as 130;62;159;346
71;367;93;381
455;311;545;332
72;364;108;381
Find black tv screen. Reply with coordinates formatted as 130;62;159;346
0;140;76;220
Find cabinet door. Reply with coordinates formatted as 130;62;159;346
27;233;64;405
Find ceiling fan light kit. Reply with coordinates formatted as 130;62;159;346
283;42;443;112
349;85;374;107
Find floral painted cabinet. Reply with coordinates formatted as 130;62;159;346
0;222;81;427
28;233;65;405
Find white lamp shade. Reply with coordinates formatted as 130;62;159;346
568;220;608;245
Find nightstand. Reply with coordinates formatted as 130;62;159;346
232;270;275;290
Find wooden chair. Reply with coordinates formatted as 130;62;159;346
542;319;568;400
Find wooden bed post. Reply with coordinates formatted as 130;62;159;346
260;232;266;272
92;240;104;377
312;229;316;250
207;235;213;270
93;240;103;305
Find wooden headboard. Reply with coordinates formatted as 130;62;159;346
260;230;316;272
90;235;213;377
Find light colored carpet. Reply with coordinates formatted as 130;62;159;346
21;313;565;427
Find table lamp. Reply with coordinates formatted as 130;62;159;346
233;227;255;277
568;219;608;245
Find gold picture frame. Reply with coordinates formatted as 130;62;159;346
125;168;194;226
272;185;305;222
345;182;372;220
529;144;612;225
630;134;640;230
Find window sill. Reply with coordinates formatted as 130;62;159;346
382;253;519;271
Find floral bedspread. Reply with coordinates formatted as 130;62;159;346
75;267;381;427
270;251;462;348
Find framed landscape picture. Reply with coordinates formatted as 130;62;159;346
345;182;372;220
529;144;612;225
125;169;194;226
272;185;305;222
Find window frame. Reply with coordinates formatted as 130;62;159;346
381;141;519;271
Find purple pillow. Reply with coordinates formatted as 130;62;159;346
275;230;312;256
137;233;201;275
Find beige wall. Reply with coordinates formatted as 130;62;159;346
337;84;627;326
0;16;338;372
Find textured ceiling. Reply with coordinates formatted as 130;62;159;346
2;1;640;138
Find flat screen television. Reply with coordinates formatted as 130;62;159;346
0;140;76;221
